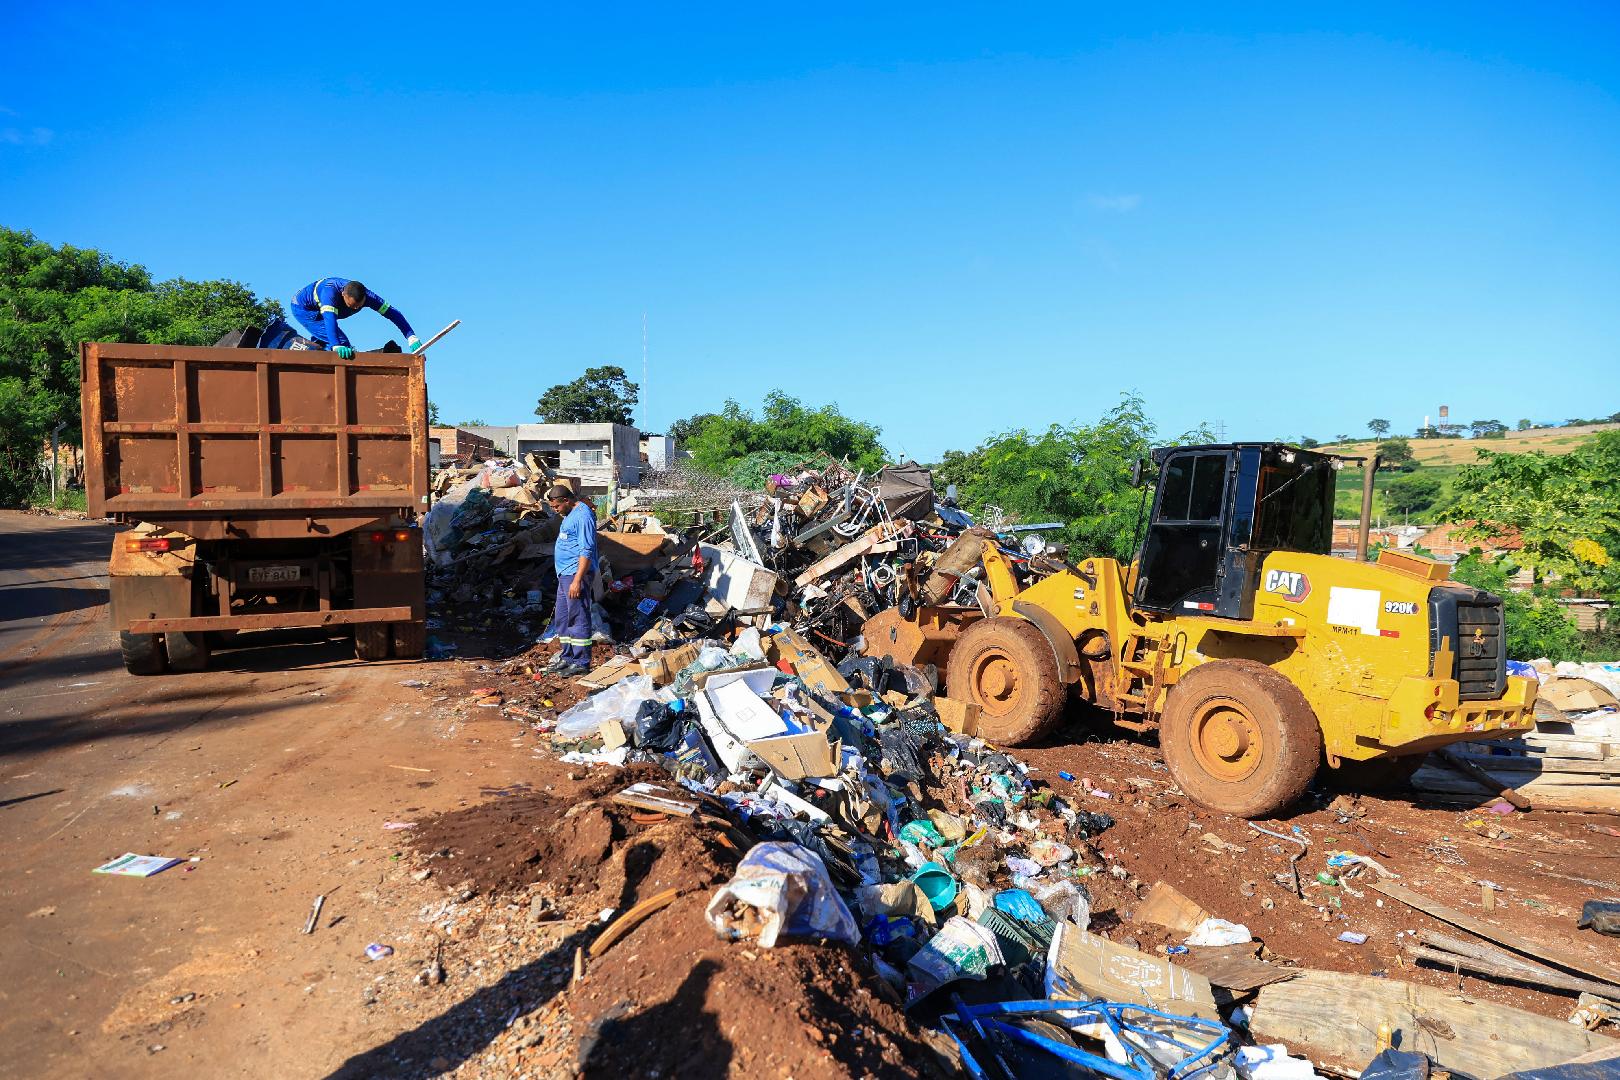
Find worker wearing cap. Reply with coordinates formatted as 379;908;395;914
291;276;424;359
545;485;598;677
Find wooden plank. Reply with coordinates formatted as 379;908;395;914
1435;748;1531;809
793;524;895;589
1251;969;1617;1078
1175;945;1299;992
1407;932;1620;998
1441;755;1620;776
1369;880;1620;987
1412;766;1620;813
588;887;679;958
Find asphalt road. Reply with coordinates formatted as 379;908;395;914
0;510;512;1078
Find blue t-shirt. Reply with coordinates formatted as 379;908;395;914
554;502;598;578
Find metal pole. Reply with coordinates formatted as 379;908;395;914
51;422;66;506
1356;455;1381;560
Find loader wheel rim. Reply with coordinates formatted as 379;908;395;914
971;650;1022;715
1190;697;1263;782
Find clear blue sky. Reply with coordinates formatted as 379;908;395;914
4;4;1617;460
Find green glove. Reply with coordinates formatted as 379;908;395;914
407;335;425;354
334;345;355;360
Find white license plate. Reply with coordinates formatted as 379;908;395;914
248;565;301;584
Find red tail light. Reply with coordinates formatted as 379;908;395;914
369;531;388;544
125;537;170;552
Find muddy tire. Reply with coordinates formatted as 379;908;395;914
354;624;392;661
164;631;210;673
1160;659;1322;818
1326;754;1425;793
945;616;1066;745
120;632;166;676
391;620;426;660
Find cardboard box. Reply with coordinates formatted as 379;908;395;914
642;643;700;687
1049;922;1219;1021
768;629;850;694
933;695;981;737
745;717;841;780
693;666;779;772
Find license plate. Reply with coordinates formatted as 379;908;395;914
248;565;301;584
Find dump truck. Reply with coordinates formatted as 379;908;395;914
870;442;1538;817
81;341;429;674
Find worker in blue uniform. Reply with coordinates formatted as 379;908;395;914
291;277;423;359
544;484;599;677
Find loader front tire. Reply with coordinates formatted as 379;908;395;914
391;620;426;660
1160;659;1321;818
120;632;166;676
946;616;1066;745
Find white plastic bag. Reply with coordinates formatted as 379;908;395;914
705;841;859;948
907;915;1005;991
554;675;658;739
730;627;766;662
1185;917;1253;946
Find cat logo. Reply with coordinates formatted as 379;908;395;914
1468;626;1488;657
1263;569;1311;603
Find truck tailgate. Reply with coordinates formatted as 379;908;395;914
81;343;428;518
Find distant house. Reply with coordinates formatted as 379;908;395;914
640;433;679;471
429;426;496;467
456;423;642;494
1329;520;1531;585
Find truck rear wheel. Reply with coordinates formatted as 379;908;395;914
945;616;1065;745
391;620;426;660
354;624;392;661
1160;659;1322;818
120;632;166;676
165;631;211;673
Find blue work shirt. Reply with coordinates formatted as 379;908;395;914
292;277;415;347
554;502;598;579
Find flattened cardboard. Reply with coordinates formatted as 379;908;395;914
1136;881;1212;935
746;720;841;780
692;666;777;772
933;696;981;737
768;629;850;694
1048;922;1220;1021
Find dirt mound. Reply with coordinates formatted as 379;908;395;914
409;764;672;896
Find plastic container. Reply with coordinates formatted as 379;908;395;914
911;862;959;912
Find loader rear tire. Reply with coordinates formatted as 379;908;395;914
945;616;1066;746
120;632;166;676
391;620;426;660
354;624;392;661
1160;659;1321;819
164;631;210;673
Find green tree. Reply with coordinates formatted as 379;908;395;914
1375;436;1416;470
684;391;887;475
1367;418;1391;438
668;412;718;444
1415;425;1439;439
1471;418;1507;439
1298;435;1321;449
427;400;441;426
1382;471;1443;518
0;228;281;506
1516;418;1534;431
1447;432;1620;597
534;365;638;425
457;418;490;427
937;394;1198;561
1451;553;1586;661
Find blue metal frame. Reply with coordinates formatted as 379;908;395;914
942;997;1232;1080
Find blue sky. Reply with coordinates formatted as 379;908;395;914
4;4;1617;460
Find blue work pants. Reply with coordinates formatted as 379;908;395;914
552;572;594;665
290;305;349;348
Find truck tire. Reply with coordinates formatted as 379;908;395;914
945;616;1066;745
1160;659;1322;819
165;631;211;673
354;624;392;661
120;632;167;676
391;620;426;659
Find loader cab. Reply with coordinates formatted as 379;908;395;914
1132;443;1336;618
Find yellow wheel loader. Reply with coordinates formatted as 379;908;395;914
912;443;1537;818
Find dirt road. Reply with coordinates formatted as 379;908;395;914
0;511;523;1079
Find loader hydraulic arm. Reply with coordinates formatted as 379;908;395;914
982;546;1023;612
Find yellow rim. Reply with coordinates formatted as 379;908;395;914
970;648;1024;717
1190;696;1263;782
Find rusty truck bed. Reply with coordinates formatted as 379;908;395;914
81;343;428;537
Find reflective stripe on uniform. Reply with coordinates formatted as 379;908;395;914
320;305;338;313
558;636;594;647
378;302;390;316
